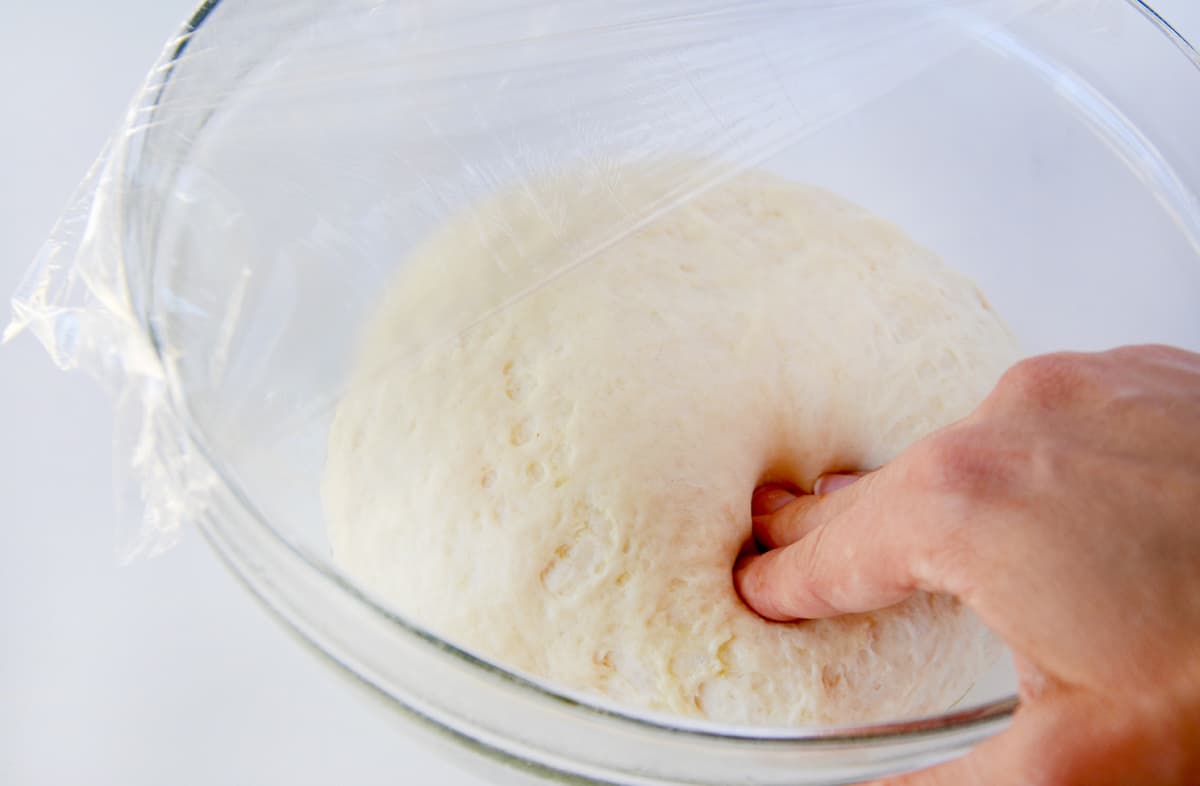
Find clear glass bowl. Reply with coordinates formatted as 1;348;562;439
105;1;1200;783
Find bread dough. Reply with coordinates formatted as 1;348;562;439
323;163;1018;725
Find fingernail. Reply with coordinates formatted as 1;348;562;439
814;473;861;495
751;486;796;516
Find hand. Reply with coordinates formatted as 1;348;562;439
736;345;1200;785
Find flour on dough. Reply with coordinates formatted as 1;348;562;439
322;163;1018;726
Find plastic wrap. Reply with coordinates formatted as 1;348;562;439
9;1;1200;778
1;0;1144;562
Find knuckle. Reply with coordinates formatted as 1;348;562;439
996;352;1097;409
899;423;1057;597
899;430;1021;588
905;430;1001;496
993;355;1089;405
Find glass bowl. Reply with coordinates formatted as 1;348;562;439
60;1;1200;783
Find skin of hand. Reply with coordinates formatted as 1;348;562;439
735;345;1200;786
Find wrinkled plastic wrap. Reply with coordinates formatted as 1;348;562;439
7;0;1057;561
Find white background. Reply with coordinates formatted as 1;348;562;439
1;3;1197;785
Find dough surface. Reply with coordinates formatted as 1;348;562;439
323;164;1018;725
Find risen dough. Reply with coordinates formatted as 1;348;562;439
323;164;1018;725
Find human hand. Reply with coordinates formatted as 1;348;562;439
736;345;1200;785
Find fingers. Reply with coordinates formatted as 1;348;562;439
752;474;868;550
752;489;817;550
751;485;800;517
736;469;923;621
814;472;865;495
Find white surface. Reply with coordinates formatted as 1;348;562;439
1;3;1198;785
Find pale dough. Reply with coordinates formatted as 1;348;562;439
323;163;1018;725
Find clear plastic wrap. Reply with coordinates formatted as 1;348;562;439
8;0;1200;781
